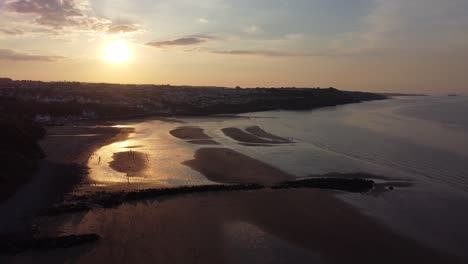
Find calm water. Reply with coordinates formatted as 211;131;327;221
244;96;468;191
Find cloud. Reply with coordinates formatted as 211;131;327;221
185;34;217;40
3;0;141;34
0;28;24;35
0;48;64;61
145;34;316;57
107;23;140;34
146;36;213;47
210;50;319;57
5;0;103;29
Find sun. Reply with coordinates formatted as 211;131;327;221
104;40;131;64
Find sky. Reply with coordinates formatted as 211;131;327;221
0;0;467;93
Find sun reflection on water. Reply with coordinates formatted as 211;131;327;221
81;121;215;193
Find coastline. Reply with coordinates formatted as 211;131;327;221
41;125;134;165
1;113;465;263
0;124;133;236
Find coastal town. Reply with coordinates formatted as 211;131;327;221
0;78;385;124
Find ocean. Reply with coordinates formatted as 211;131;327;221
244;96;468;191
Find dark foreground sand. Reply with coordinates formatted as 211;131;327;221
42;126;134;165
5;189;462;264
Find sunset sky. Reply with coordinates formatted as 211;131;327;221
0;0;467;93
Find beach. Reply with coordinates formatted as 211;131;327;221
183;147;292;184
9;188;460;264
2;106;467;263
170;126;220;145
41;125;134;165
0;124;133;236
222;126;293;146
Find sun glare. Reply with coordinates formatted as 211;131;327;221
104;40;131;64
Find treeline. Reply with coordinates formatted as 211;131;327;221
170;88;386;115
0;97;146;119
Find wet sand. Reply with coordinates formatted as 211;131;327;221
7;189;462;264
42;126;134;165
2;122;463;263
187;139;220;145
246;126;293;143
170;126;220;145
183;148;292;184
109;151;148;176
222;126;293;145
170;126;212;140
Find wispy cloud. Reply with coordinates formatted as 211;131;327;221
146;36;214;48
0;48;64;61
107;23;140;34
0;28;24;35
210;50;319;58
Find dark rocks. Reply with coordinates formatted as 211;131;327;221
123;183;264;202
272;178;375;193
42;183;265;216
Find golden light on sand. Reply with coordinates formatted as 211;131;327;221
104;39;131;64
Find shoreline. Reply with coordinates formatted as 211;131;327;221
0;124;133;237
41;125;134;165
